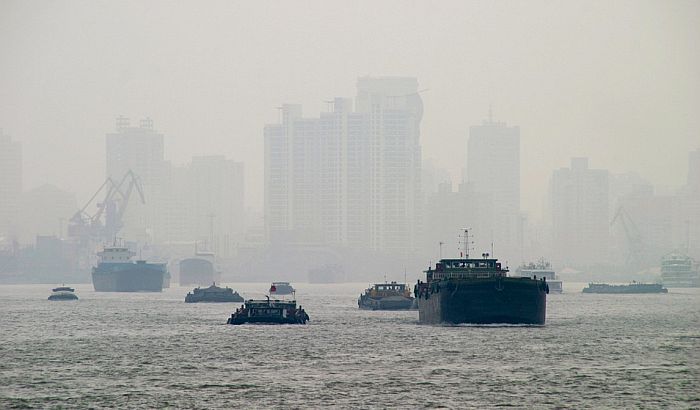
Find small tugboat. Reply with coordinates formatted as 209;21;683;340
358;281;416;310
185;283;244;303
226;284;309;325
517;258;563;293
582;282;668;294
48;285;79;301
270;281;295;295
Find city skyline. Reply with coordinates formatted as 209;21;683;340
1;1;698;222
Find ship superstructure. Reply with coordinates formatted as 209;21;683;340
660;253;699;288
518;259;563;293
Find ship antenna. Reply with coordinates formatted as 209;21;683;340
459;228;472;259
439;241;444;259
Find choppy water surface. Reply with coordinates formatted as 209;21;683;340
0;283;698;408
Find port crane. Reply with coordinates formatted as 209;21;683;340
68;170;146;241
611;206;645;266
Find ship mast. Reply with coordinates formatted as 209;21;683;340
459;228;473;259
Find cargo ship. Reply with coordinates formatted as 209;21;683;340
185;283;244;303
582;282;668;294
358;281;415;310
517;259;563;293
179;248;220;285
660;253;699;288
415;230;548;325
92;244;168;292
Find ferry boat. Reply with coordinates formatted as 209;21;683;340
270;281;295;295
660;253;699;288
48;285;79;301
185;283;244;303
517;259;563;293
92;242;168;292
358;281;415;310
414;229;548;325
227;298;309;325
582;282;668;294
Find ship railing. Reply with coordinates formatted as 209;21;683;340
432;271;507;280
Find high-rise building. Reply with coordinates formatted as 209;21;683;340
356;77;423;254
189;156;244;256
105;116;169;243
549;158;609;266
466;114;521;262
0;129;22;241
264;77;422;255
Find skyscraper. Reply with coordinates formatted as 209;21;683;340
105;116;168;243
0;129;22;241
264;77;423;255
550;158;609;266
189;155;245;256
466;114;521;262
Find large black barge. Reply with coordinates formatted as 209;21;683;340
415;236;548;325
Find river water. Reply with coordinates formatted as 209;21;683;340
0;283;698;409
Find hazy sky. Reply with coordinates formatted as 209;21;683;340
1;0;698;220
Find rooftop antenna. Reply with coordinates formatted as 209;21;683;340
275;106;283;124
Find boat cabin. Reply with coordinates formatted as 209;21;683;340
97;247;135;263
426;258;508;281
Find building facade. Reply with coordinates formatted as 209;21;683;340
264;77;422;255
105;116;169;243
550;157;610;266
466;116;521;262
0;129;22;242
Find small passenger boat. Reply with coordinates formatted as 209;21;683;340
185;283;244;303
48;286;79;301
226;297;309;325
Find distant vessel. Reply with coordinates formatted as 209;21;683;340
179;247;220;286
270;281;295;295
308;264;345;284
582;282;668;294
185;283;244;303
415;229;548;325
92;243;167;292
517;259;563;293
660;253;699;288
358;281;415;310
48;285;79;301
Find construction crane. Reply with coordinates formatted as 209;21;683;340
611;206;645;266
68;170;146;241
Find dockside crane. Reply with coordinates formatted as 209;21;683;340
611;206;645;266
68;170;146;242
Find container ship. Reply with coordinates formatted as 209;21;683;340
414;230;548;325
92;244;168;292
